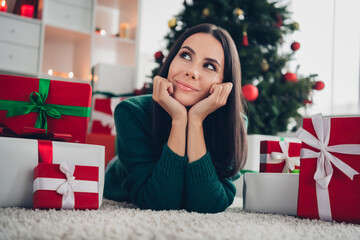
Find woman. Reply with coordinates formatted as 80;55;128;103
104;23;248;213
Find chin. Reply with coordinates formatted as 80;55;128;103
174;92;199;107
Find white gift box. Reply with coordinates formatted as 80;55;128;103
243;172;299;216
0;136;105;208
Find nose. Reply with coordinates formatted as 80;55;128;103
185;69;198;80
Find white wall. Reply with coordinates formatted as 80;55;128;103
287;0;360;116
135;0;184;89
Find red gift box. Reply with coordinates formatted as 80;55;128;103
260;140;301;173
33;162;99;210
296;114;360;223
0;74;91;143
86;133;116;167
90;97;126;135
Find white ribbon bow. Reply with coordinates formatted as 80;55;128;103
56;162;76;209
270;141;300;173
295;113;360;221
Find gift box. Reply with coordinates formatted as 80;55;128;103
86;133;116;167
90;96;127;135
0;136;104;208
243;172;299;215
0;74;92;143
33;162;99;209
260;140;301;173
235;134;300;198
296;114;360;223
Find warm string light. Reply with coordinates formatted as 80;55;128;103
47;69;75;79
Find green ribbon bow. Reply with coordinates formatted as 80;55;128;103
0;78;91;132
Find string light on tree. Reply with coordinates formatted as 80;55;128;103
242;84;259;101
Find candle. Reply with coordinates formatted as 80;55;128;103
21;5;34;18
120;23;131;39
0;0;7;12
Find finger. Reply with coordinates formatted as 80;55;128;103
153;76;162;99
159;79;173;98
209;85;223;104
209;84;221;95
219;83;233;104
168;84;174;95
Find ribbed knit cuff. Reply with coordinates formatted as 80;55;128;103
158;143;188;180
186;152;217;186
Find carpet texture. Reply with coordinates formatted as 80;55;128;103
1;198;359;240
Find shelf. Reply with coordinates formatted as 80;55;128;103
93;33;135;45
0;11;42;25
39;73;91;84
42;25;91;81
45;25;91;42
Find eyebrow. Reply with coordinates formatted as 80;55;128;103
181;46;222;67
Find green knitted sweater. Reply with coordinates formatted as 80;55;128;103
104;94;243;213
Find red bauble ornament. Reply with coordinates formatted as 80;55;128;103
242;84;258;101
242;32;249;47
283;72;298;83
274;14;283;28
154;51;164;61
313;81;325;90
303;99;313;105
291;42;300;51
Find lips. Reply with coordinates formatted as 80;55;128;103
175;80;199;92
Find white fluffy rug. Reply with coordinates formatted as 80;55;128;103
1;197;359;240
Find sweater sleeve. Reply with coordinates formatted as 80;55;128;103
112;100;188;210
185;152;236;213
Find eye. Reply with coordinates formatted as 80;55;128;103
180;51;191;60
204;63;216;71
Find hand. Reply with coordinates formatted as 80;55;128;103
152;76;187;122
188;82;233;124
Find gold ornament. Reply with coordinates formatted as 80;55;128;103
293;22;300;30
202;8;210;17
234;8;244;16
168;18;177;29
260;59;269;72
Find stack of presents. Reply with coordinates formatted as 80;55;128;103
0;74;359;224
242;115;360;224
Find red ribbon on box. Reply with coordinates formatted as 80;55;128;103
296;113;360;223
33;162;99;210
260;140;301;173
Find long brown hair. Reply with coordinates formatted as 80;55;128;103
152;23;248;178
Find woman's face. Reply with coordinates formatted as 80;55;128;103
168;33;225;107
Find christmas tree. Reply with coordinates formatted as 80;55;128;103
151;0;323;135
